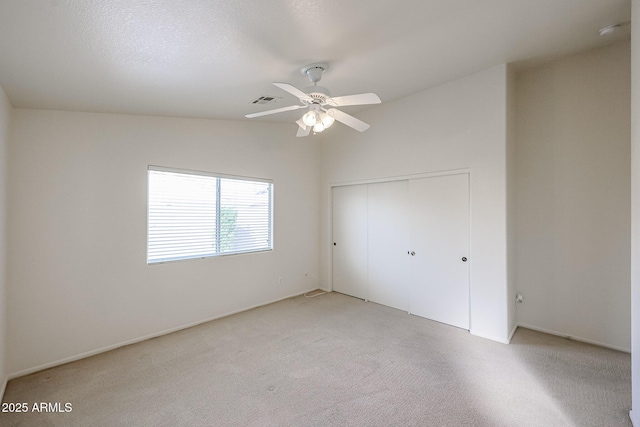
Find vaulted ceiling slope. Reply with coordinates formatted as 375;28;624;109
0;0;631;121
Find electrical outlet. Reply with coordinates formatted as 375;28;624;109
516;294;524;304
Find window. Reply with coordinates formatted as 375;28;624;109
147;166;273;264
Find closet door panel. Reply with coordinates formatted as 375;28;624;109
367;180;409;311
332;185;368;299
408;174;470;329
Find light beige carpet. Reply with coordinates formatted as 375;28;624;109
1;292;632;426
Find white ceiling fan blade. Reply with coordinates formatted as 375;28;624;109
245;104;305;118
327;108;370;132
295;119;311;137
296;125;311;137
328;93;381;107
273;82;312;102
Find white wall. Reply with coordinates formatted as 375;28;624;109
515;41;631;351
631;1;640;424
7;109;320;376
0;85;11;397
320;65;511;343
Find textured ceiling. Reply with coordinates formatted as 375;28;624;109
0;0;631;122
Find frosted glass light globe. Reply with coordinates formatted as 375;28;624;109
322;115;335;128
302;111;317;127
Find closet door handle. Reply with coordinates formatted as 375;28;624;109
462;257;467;262
408;251;415;256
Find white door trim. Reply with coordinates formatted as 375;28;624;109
330;168;471;188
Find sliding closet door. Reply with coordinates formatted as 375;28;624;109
408;174;470;329
367;180;410;311
332;185;368;299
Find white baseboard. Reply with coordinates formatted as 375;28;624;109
517;323;631;353
470;329;511;344
8;288;319;380
508;323;518;343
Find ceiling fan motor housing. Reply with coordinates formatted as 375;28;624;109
305;86;330;104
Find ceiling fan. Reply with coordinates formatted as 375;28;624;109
245;63;381;137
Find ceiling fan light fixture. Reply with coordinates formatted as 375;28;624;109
302;110;317;126
246;63;380;137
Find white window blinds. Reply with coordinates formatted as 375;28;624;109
147;167;273;264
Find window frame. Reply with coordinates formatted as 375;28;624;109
147;165;274;264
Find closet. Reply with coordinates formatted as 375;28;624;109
332;173;470;329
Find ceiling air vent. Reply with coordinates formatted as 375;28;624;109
250;96;280;105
